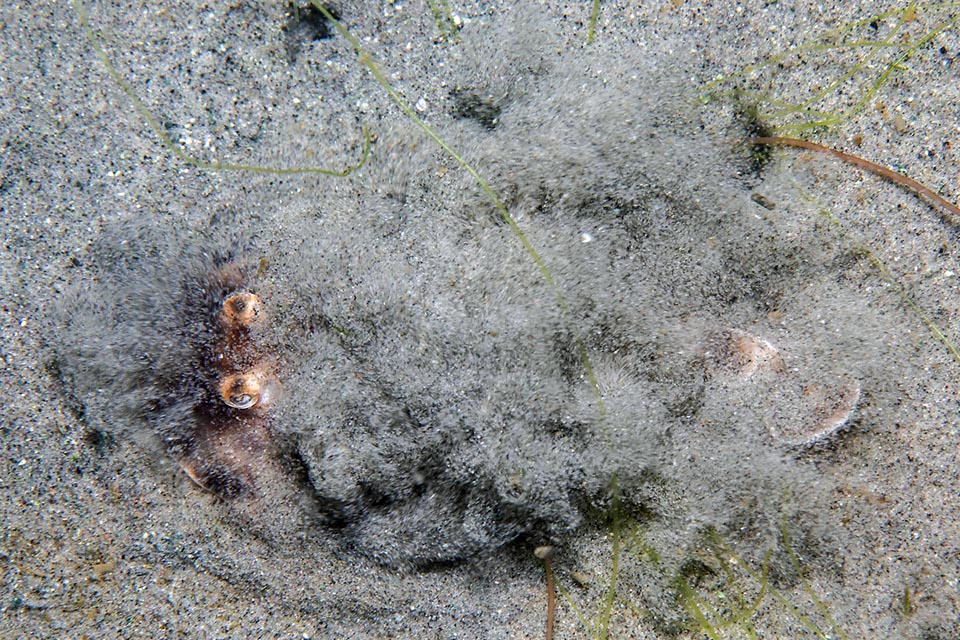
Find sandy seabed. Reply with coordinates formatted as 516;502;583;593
1;1;959;638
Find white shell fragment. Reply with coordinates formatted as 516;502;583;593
768;379;861;447
707;328;861;447
706;328;783;379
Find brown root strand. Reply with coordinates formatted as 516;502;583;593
544;556;555;640
749;136;960;225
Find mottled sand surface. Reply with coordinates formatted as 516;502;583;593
2;1;959;638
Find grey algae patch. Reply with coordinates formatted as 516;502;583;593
47;1;914;625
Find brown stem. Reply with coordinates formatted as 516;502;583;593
749;136;960;225
544;556;555;640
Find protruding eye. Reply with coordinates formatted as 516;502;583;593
227;392;257;409
222;292;264;327
219;373;261;409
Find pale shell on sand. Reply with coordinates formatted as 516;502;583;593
706;328;861;447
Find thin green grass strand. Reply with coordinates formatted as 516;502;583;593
309;0;607;415
705;530;839;640
787;180;960;366
73;0;371;176
595;477;621;640
427;0;460;41
702;3;960;134
587;0;601;44
781;517;850;640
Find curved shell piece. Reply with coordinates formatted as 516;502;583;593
769;378;862;447
703;328;783;379
726;329;781;378
701;327;861;447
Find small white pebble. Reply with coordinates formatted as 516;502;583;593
533;545;555;560
580;232;593;243
415;97;428;112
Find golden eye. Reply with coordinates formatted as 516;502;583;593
227;392;257;409
219;372;262;409
221;292;264;328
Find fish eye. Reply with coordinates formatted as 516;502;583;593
222;292;263;327
226;392;257;409
219;373;261;409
